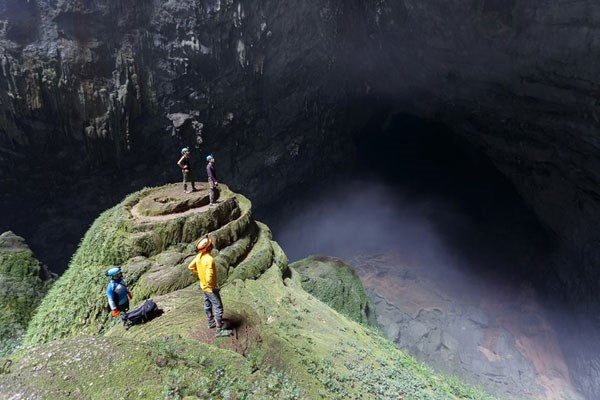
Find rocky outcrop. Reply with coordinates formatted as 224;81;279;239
0;231;55;355
290;255;375;325
23;183;287;344
1;2;600;396
3;185;494;399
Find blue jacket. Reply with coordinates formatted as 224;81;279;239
106;278;129;310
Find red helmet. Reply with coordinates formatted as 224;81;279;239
196;238;212;252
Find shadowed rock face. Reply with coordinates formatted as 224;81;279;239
1;1;598;302
1;2;599;395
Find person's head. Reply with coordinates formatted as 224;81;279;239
181;147;190;156
106;266;123;280
206;154;214;163
196;237;213;253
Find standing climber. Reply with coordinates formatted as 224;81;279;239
177;147;197;193
206;154;218;206
106;266;132;317
188;237;233;337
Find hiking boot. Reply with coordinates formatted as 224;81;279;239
215;328;233;337
207;318;216;329
184;190;191;194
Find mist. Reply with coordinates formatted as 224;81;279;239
262;114;597;399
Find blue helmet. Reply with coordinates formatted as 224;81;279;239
181;147;190;155
206;154;214;162
106;266;122;277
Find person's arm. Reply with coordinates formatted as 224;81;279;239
187;256;198;274
177;156;187;170
107;284;120;316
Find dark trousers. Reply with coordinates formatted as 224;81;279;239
117;301;130;312
204;289;224;325
209;181;218;203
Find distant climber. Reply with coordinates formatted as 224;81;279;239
188;237;233;337
206;154;218;206
177;147;197;193
106;266;132;317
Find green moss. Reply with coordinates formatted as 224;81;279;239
23;185;256;346
224;266;495;400
290;255;375;325
227;222;274;282
0;241;55;356
13;184;495;400
0;335;304;400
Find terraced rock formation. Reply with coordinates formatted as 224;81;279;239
23;183;283;345
2;185;495;399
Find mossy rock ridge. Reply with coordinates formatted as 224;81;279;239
13;185;495;399
0;231;56;356
290;255;376;325
227;222;277;282
23;185;245;345
7;264;494;399
129;197;241;257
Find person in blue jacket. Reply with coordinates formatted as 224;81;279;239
106;266;132;317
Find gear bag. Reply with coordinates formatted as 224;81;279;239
121;299;161;328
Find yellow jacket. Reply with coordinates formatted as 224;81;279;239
188;252;218;293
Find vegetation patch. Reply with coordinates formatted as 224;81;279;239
12;184;495;399
0;335;304;400
0;232;55;356
290;255;375;325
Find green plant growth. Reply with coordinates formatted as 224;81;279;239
23;184;275;346
224;266;495;400
290;255;375;325
0;236;55;356
11;184;496;399
0;335;304;400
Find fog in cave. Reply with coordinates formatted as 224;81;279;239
262;112;595;399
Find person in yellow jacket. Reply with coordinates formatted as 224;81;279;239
188;237;233;337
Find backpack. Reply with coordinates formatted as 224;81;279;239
121;299;161;328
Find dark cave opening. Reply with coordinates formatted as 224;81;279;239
263;107;592;399
267;107;555;288
354;111;556;284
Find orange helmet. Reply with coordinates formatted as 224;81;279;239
196;237;212;252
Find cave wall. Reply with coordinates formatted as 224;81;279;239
0;0;353;201
346;0;600;304
1;0;599;300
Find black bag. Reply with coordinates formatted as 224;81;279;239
121;299;161;328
